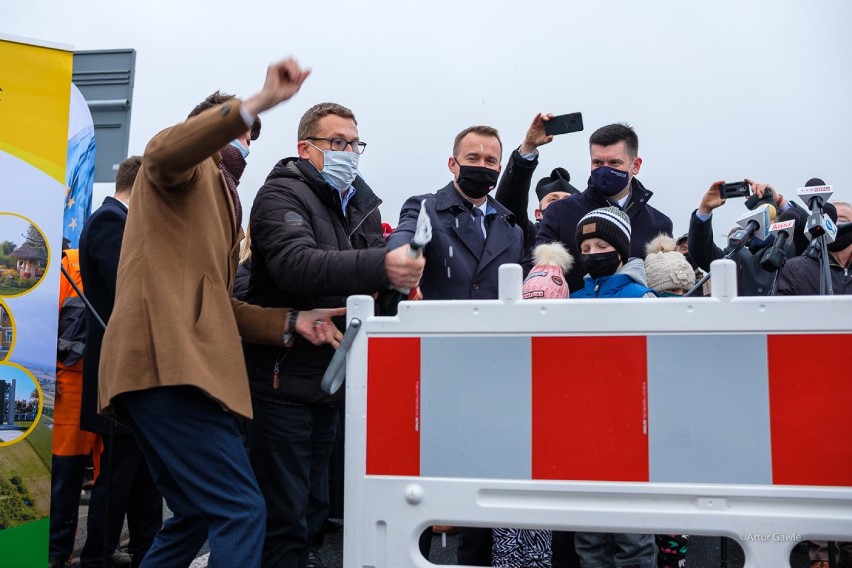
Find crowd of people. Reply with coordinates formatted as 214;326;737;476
48;57;850;568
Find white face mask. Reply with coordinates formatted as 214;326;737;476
309;143;359;190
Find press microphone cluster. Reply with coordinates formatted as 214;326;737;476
729;204;772;250
797;179;838;243
759;216;796;272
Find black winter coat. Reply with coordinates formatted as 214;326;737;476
494;149;541;255
534;178;673;292
232;260;251;301
386;182;524;300
775;244;852;295
688;207;806;296
244;158;387;406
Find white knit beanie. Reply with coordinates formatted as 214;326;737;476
644;234;695;293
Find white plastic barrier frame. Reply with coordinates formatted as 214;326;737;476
342;260;852;568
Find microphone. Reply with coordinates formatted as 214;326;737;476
797;179;833;211
797;179;838;296
729;205;771;249
759;216;796;272
796;178;836;244
803;201;838;244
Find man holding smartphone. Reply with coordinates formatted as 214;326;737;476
688;179;807;296
498;115;673;292
495;113;580;254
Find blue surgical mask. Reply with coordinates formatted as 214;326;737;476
229;139;249;159
589;166;630;198
315;147;360;191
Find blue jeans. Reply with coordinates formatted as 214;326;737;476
117;386;266;568
248;398;338;568
574;532;657;568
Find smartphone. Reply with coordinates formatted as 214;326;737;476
544;112;584;136
720;180;751;199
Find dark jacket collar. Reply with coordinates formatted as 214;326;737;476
103;195;128;213
435;182;516;226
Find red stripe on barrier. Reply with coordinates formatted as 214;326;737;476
531;336;649;482
367;337;421;476
769;334;852;486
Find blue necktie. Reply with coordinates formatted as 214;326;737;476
471;207;486;240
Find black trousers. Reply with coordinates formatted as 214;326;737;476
80;430;162;568
249;399;339;568
457;527;493;565
418;527;492;564
49;454;88;561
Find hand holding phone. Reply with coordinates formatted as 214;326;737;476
720;180;751;199
543;112;584;136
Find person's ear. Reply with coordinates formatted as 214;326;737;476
631;156;643;176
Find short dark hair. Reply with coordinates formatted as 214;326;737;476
453;125;502;158
115;155;142;193
297;102;357;141
589;123;638;158
187;90;261;140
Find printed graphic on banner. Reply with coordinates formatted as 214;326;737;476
0;38;72;184
0;300;12;361
0;214;49;297
64;84;95;249
0;35;73;568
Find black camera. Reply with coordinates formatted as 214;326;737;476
719;180;750;199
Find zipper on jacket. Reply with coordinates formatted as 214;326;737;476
272;348;292;391
347;201;382;241
595;281;602;298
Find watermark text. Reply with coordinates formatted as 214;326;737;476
739;532;802;542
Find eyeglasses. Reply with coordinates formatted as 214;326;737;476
306;137;367;155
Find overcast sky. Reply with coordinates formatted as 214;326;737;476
5;0;852;244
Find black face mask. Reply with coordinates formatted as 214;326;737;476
828;223;852;253
455;162;499;200
581;251;622;279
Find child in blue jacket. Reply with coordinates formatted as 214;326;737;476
569;206;658;568
570;207;657;299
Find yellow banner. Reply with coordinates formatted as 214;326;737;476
0;39;72;184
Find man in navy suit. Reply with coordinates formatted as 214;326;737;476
78;156;162;568
388;125;524;301
387;125;524;564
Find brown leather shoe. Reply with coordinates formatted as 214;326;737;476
432;525;456;534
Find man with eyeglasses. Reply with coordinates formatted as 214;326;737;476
244;102;425;567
